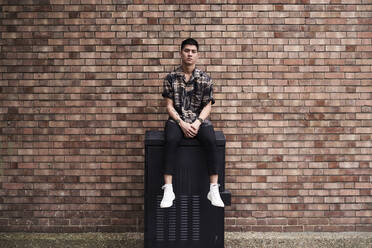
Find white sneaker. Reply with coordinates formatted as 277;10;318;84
160;184;175;208
207;184;225;208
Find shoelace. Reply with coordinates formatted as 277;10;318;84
211;183;220;189
161;185;173;192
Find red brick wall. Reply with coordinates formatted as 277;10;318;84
1;0;372;232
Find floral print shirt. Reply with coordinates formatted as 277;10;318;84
162;66;215;126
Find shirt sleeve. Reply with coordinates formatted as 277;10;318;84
161;74;174;99
201;78;215;108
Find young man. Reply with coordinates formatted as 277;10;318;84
160;38;225;208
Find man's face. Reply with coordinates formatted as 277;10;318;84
180;44;198;66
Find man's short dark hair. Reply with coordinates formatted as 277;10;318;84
181;38;199;51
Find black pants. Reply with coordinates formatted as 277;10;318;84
163;119;219;176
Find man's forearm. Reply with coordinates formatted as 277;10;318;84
167;105;182;123
165;98;182;123
197;102;211;122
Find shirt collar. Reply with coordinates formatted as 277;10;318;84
175;66;201;80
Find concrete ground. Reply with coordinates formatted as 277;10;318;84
0;232;372;248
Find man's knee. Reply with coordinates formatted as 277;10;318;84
204;137;216;147
198;133;216;147
165;134;183;145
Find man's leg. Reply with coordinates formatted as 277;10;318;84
161;120;183;208
196;125;225;207
163;120;184;175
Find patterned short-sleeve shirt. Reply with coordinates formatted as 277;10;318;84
162;66;215;125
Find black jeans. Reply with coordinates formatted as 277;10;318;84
163;119;219;176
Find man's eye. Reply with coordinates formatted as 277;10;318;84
184;49;197;53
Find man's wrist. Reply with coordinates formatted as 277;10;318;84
197;117;204;124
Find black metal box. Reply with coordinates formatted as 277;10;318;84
144;130;230;248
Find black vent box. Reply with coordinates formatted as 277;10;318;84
144;130;230;248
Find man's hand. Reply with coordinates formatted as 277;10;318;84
190;120;201;136
180;121;199;138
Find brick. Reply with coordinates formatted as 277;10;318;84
0;0;371;233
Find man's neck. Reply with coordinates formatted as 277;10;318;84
181;64;195;75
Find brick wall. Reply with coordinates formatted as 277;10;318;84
1;0;372;232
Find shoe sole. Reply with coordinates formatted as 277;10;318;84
160;195;175;208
